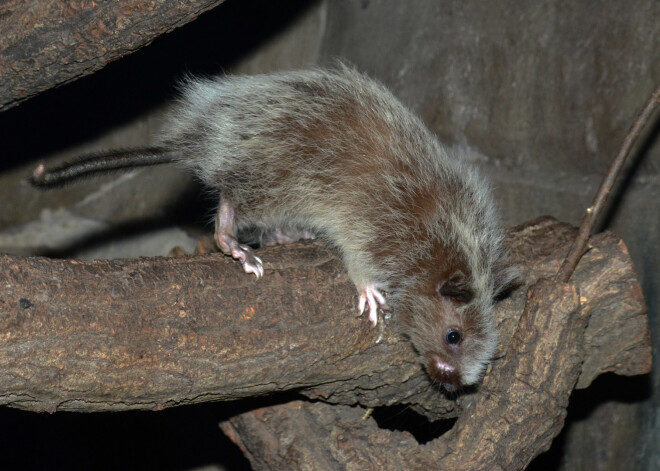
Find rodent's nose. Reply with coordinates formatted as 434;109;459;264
425;352;461;391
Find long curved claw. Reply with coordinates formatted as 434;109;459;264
236;245;264;279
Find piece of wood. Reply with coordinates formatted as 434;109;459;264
0;217;650;417
0;0;226;111
219;281;587;470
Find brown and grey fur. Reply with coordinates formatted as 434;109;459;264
31;65;515;390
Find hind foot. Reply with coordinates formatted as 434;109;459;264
215;198;264;279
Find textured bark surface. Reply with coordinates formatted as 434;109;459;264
0;217;651;418
0;0;225;111
220;281;586;471
215;219;652;471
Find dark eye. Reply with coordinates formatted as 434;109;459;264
445;329;462;345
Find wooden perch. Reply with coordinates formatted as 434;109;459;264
0;217;650;418
216;219;652;470
0;216;651;469
0;0;226;111
220;281;587;471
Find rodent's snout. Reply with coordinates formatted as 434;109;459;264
425;351;461;391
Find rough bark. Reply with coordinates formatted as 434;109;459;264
0;217;650;419
213;218;652;470
0;0;226;111
219;281;586;470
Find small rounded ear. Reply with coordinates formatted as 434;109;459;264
437;272;474;303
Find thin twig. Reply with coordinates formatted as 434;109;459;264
557;80;660;283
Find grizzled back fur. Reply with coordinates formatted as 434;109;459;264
160;65;514;386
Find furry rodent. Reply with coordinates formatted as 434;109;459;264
31;65;515;391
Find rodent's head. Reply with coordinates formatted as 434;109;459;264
397;265;510;392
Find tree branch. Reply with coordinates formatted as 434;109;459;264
219;280;587;470
0;217;650;417
0;0;226;111
557;80;660;282
213;219;652;470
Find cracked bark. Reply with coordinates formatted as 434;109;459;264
0;217;652;469
0;0;226;111
221;279;584;470
215;218;651;470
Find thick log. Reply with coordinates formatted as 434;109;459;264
0;217;651;416
0;0;225;111
219;281;587;470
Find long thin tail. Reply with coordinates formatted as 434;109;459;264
29;147;180;188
